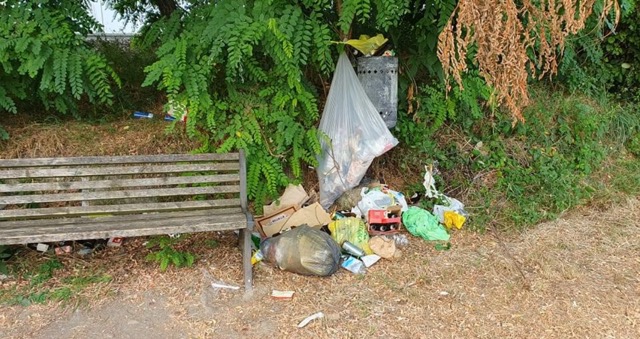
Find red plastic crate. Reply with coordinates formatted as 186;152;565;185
368;209;401;235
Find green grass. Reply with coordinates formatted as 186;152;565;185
0;257;113;306
611;159;640;196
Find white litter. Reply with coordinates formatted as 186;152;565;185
297;312;325;328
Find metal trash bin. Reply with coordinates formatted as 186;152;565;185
357;56;398;128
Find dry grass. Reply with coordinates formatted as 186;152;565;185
0;197;638;338
0;115;198;158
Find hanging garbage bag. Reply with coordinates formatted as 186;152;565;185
260;225;341;276
317;52;398;209
402;206;450;241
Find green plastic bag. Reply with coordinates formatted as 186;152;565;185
402;206;450;241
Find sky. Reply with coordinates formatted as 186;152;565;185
89;1;137;34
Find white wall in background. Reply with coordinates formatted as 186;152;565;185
89;1;138;33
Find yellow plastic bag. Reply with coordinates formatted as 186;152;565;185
443;211;466;229
328;217;373;255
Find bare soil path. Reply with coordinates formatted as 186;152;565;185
1;198;638;338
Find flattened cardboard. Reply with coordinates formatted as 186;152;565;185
256;205;298;237
282;202;331;229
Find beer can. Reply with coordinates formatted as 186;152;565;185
342;241;366;258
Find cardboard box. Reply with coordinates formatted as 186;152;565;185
256;205;298;237
263;184;309;215
282;202;331;229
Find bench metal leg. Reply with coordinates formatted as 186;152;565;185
240;228;253;292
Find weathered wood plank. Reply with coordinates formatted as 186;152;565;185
0;215;248;245
0;163;240;180
0;174;240;193
0;199;241;219
0;153;240;168
0;208;241;229
240;149;248;212
1;185;240;204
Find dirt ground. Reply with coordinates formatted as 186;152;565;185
1;197;638;338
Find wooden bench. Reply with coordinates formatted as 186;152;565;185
0;152;253;291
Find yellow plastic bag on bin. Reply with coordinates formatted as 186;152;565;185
443;211;466;230
328;217;373;255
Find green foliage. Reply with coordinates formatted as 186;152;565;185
559;0;640;99
84;39;164;121
134;0;462;208
399;86;639;230
137;1;329;207
395;72;491;154
145;235;195;271
0;0;119;138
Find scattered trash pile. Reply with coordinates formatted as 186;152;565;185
252;174;467;278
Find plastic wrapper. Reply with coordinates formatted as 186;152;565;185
260;225;341;276
317;53;398;209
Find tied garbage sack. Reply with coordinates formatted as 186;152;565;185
317;53;398;209
260;225;341;276
402;207;450;241
328;217;373;255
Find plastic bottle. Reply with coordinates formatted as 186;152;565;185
341;256;366;274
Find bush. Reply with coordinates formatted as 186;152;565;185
397;85;640;230
559;1;640;100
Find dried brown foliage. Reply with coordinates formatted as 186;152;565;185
438;0;620;123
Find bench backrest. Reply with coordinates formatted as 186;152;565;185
0;152;247;222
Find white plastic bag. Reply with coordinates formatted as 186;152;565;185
433;197;467;223
351;188;393;218
351;187;409;219
317;53;398;209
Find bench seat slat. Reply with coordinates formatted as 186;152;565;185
0;153;240;168
0;211;245;232
1;185;240;205
0;199;241;220
0;213;247;245
0;163;239;180
0;208;242;229
0;174;240;193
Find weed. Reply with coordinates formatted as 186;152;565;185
145;235;196;271
29;258;63;286
627;134;640;156
49;287;73;302
204;239;219;249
